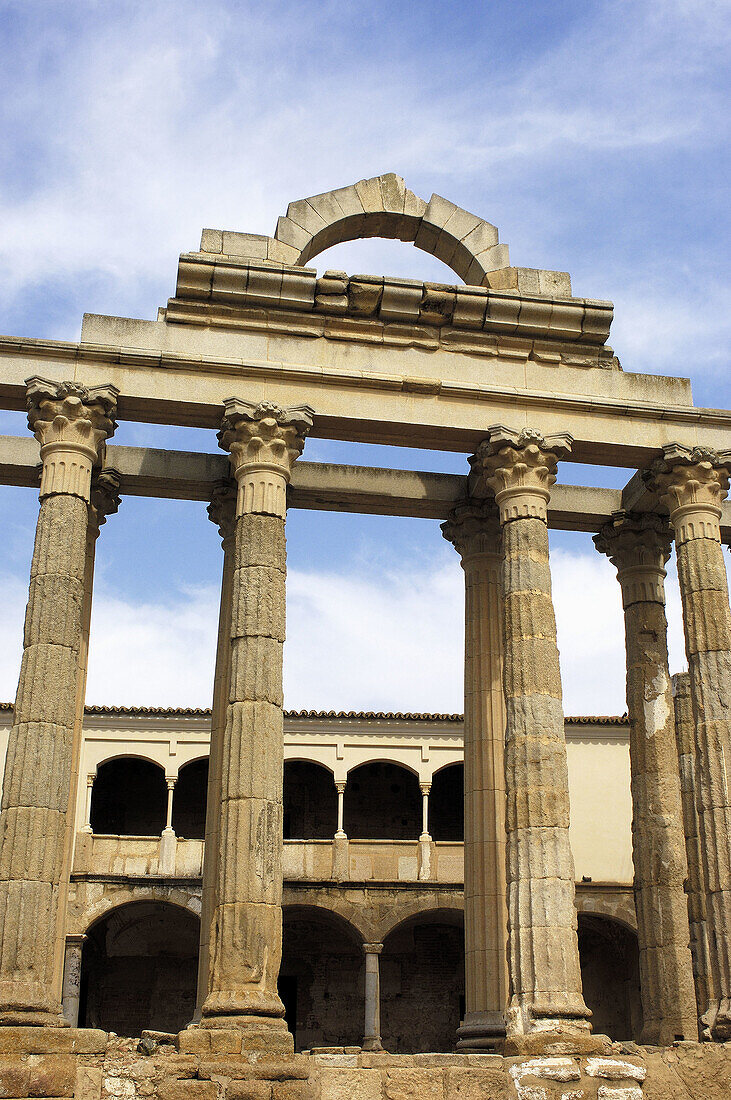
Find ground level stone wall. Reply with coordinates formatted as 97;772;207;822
2;1032;731;1100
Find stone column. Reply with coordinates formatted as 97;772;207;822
594;511;698;1043
159;777;178;874
419;782;431;841
195;480;237;1020
61;934;86;1027
54;468;120;999
476;426;592;1048
646;443;731;1039
0;377;117;1026
442;500;509;1050
80;774;95;834
417;781;432;882
362;943;384;1052
200;399;313;1052
673;671;712;1023
335;782;347;840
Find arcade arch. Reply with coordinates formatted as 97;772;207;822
90;757;167;836
578;913;642;1042
79;900;199;1036
344;762;422;840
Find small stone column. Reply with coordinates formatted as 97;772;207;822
200;400;313;1051
418;782;432;882
0;377;117;1027
362;943;384;1052
196;480;237;1020
673;671;712;1023
81;774;95;834
442;500;508;1049
159;778;178;874
646;444;731;1039
61;934;86;1027
335;782;347;840
477;426;592;1047
594;511;698;1043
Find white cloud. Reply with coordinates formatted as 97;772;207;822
0;546;697;716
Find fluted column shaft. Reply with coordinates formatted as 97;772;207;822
0;378;117;1026
673;671;712;1022
478;426;590;1044
442;501;508;1049
594;511;697;1043
647;445;731;1039
201;399;313;1049
195;480;237;1020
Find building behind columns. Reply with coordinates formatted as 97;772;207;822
0;704;641;1050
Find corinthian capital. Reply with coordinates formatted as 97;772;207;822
475;425;572;524
89;468;121;533
441;499;501;562
218;399;314;518
207;478;237;543
644;443;731;545
594;511;672;607
26;377;119;501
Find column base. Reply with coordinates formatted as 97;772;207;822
702;999;731;1041
186;1015;294;1056
361;1036;384;1052
0;1010;67;1028
456;1011;505;1052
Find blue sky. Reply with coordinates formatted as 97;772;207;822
0;0;729;713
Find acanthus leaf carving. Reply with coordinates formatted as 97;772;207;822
475;425;573;524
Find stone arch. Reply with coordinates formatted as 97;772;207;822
429;761;464;841
577;913;642;1042
90;756;167;836
274;175;509;286
283;760;338;839
79;898;200;1036
280;903;365;1050
576;889;637;932
375;897;461;941
381;906;465;1053
344;760;422;840
71;883;201;938
172;756;209;840
282;890;378;944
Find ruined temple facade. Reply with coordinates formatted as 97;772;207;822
1;175;731;1098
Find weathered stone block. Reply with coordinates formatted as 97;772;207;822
28;1054;76;1097
176;1030;211;1055
319;1068;381;1100
226;1084;271;1100
445;1066;509;1099
74;1066;102;1100
0;1060;31;1099
157;1081;217;1100
270;1083;314;1100
384;1067;442;1099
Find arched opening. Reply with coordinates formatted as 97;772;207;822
283;761;337;840
172;757;208;839
430;763;464;841
344;762;421;840
381;909;464;1053
79;901;200;1036
90;758;167;836
280;905;364;1051
578;913;642;1041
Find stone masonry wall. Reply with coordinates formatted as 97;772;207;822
3;1032;731;1100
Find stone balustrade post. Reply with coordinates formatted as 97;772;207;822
0;377;118;1027
594;511;698;1043
646;443;731;1039
163;778;176;835
200;399;313;1053
362;943;384;1052
195;480;237;1021
673;670;712;1023
476;426;592;1048
442;500;508;1049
